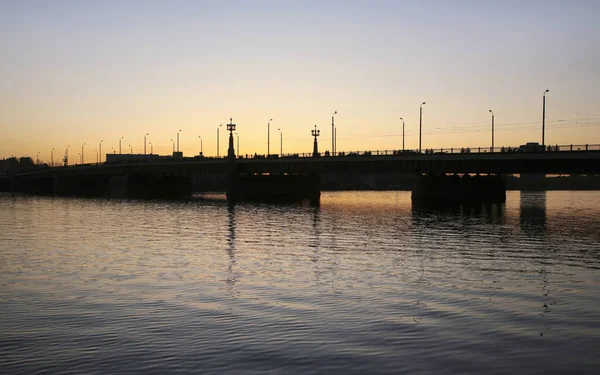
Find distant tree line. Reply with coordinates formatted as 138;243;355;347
0;156;40;174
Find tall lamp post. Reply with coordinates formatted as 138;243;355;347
489;110;495;152
99;140;103;163
65;145;70;166
51;148;55;167
95;149;98;163
268;118;273;155
278;128;283;156
227;118;236;159
129;144;132;154
419;102;426;153
119;137;123;154
149;142;153;154
332;111;337;155
399;117;405;152
171;139;175;153
177;129;182;153
542;89;549;146
312;125;320;157
81;143;86;164
198;136;203;155
36;151;40;165
217;124;222;157
144;133;149;155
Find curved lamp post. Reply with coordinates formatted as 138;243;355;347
542;89;549;145
419;102;426;153
399;117;405;152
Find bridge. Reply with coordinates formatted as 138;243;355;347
2;143;599;203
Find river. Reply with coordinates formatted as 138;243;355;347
1;191;599;374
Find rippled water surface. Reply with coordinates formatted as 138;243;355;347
1;191;599;374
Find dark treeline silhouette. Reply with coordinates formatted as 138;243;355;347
0;156;43;175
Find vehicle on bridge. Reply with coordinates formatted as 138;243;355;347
519;142;545;153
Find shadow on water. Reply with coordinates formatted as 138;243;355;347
411;200;506;223
519;191;547;233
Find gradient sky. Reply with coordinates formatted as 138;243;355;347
1;0;599;162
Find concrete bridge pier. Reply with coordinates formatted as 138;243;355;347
412;173;506;204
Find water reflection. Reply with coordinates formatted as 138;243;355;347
519;191;547;233
411;200;506;224
226;204;237;293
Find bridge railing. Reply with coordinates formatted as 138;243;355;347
24;143;600;171
269;143;600;158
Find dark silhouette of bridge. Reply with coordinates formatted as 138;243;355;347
2;140;599;202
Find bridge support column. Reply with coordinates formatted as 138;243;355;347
412;174;506;204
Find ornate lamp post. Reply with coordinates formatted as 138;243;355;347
227;118;236;159
312;125;320;157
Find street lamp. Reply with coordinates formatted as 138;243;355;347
542;89;549;145
119;137;123;154
278;128;283;156
65;145;70;166
171;139;175;153
489;110;495;152
177;129;182;153
129;144;132;154
217;124;222;157
81;143;86;164
399;117;405;152
95;149;98;163
51;148;55;167
332;111;337;155
312;124;320;157
144;133;149;155
99;140;103;163
226;118;237;159
268;118;273;155
149;142;153;154
419;102;426;153
36;151;40;165
198;136;203;155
